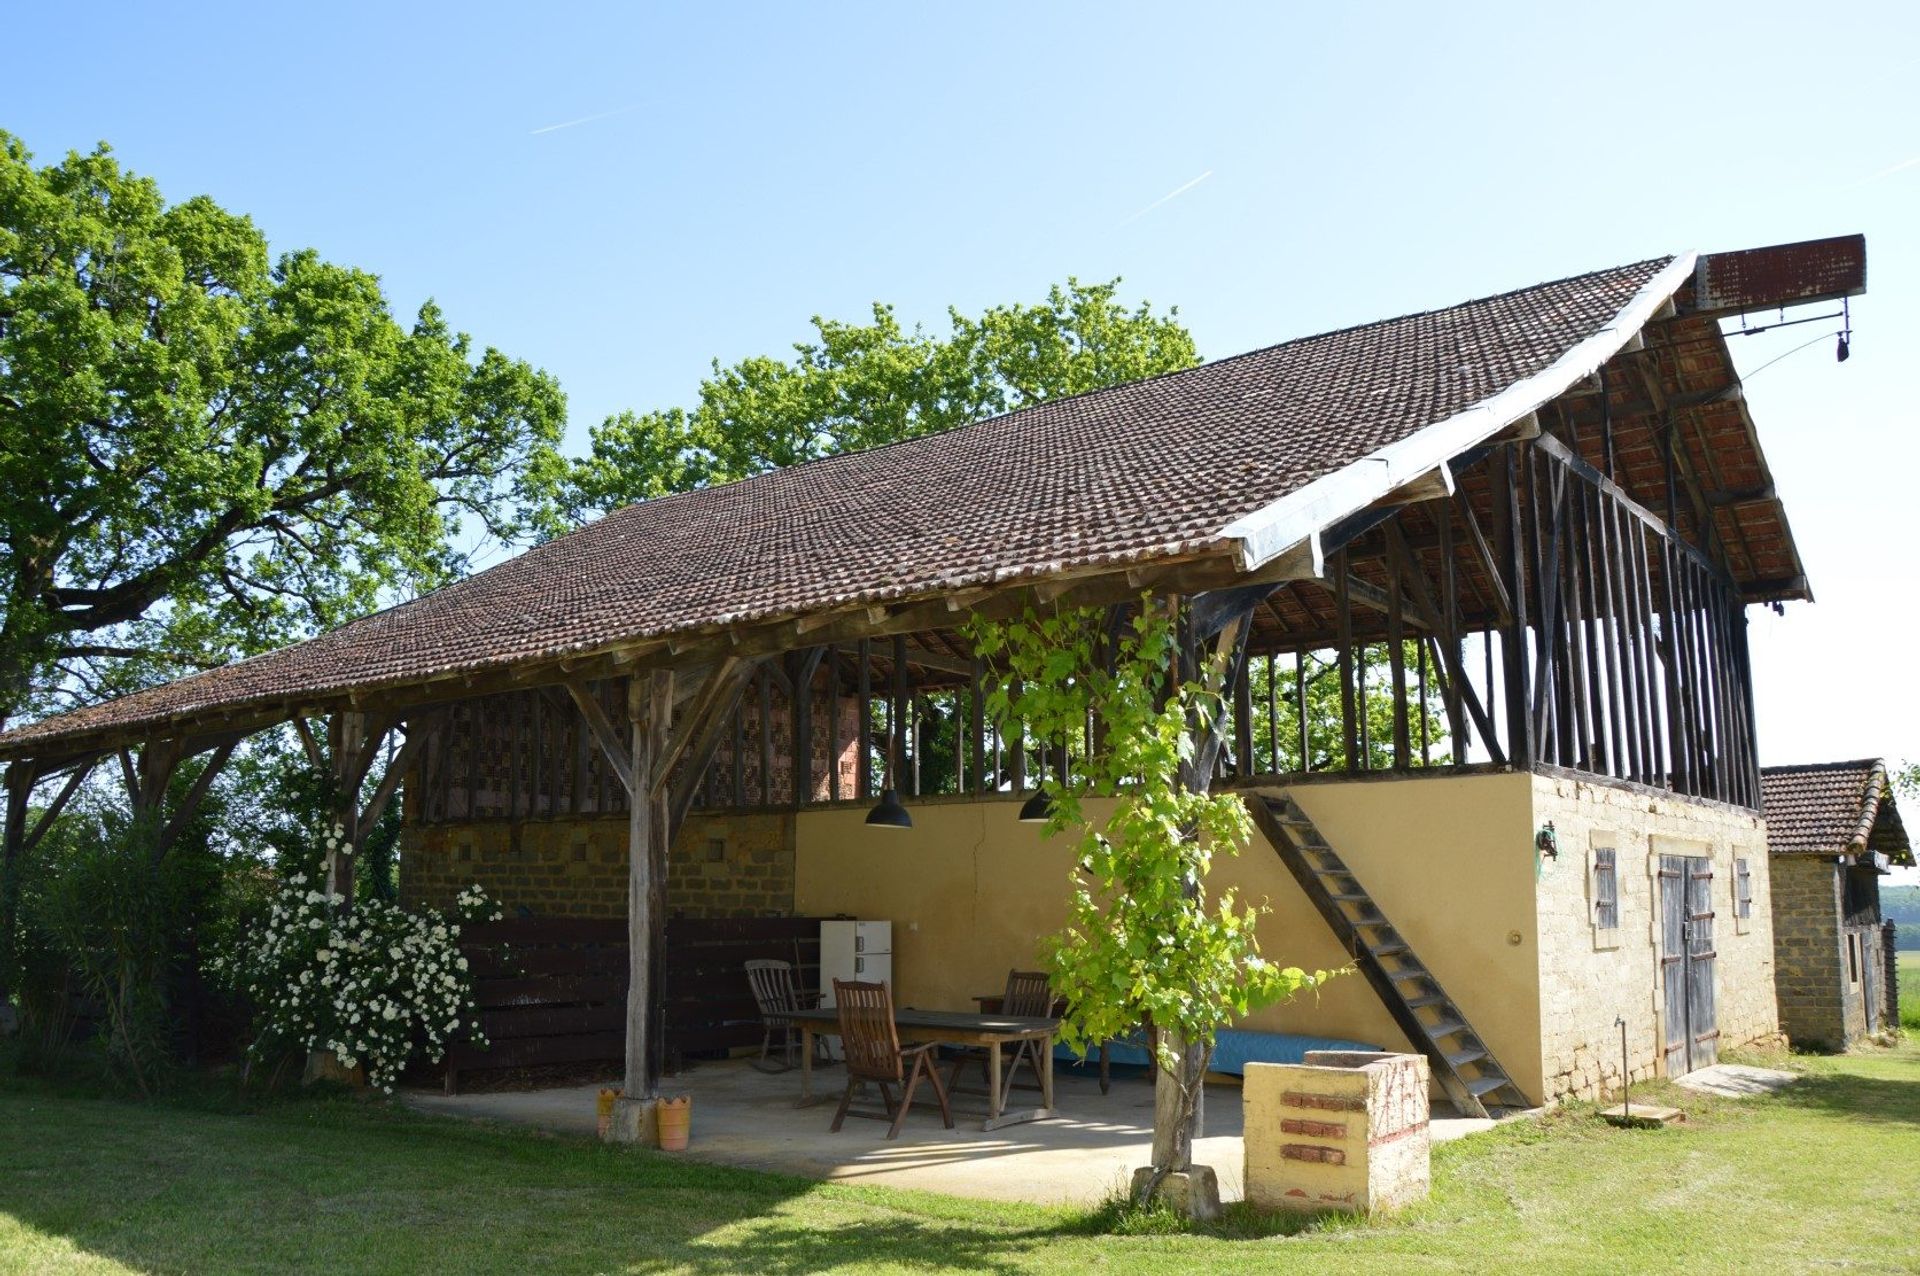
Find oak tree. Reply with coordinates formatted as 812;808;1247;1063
0;133;565;730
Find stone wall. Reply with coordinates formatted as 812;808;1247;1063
1530;773;1781;1103
1771;856;1847;1048
398;810;797;920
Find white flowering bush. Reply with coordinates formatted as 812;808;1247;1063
207;827;496;1093
454;884;506;924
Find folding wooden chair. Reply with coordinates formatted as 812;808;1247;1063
829;979;953;1139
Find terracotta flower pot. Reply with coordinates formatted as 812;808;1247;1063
656;1094;692;1151
596;1088;620;1140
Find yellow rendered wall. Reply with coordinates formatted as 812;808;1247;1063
1284;774;1542;1100
791;773;1543;1099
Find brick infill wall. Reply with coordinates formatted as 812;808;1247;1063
400;810;796;919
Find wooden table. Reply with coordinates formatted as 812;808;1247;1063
789;1007;1058;1130
973;994;1113;1094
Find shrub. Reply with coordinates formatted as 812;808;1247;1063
208;828;495;1092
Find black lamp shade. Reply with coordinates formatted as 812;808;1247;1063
865;788;913;829
1018;789;1054;824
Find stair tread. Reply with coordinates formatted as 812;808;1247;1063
1370;941;1411;955
1444;1047;1488;1068
1424;1019;1469;1038
1386;966;1432;982
1404;993;1451;1009
1468;1075;1515;1097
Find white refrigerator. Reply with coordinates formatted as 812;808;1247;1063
819;920;893;1005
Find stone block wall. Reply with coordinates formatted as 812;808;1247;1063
1771;856;1847;1048
1530;773;1781;1102
399;810;796;920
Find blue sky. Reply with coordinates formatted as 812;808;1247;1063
6;2;1918;798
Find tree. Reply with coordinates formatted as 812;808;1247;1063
0;133;566;730
529;279;1200;529
966;600;1332;1210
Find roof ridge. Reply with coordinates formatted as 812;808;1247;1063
583;255;1679;517
1761;758;1886;774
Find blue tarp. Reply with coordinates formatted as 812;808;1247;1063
1056;1028;1381;1075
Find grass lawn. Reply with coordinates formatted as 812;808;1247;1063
5;1043;1920;1275
1898;950;1920;1029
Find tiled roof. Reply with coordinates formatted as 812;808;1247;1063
1760;760;1911;864
0;257;1676;754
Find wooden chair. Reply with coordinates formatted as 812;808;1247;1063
829;979;953;1139
949;970;1054;1099
745;959;825;1073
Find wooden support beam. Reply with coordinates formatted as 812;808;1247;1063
291;718;325;770
1291;651;1311;771
669;672;755;835
1452;489;1513;627
1386;542;1410;769
156;740;237;857
1384;525;1504;765
358;716;438;838
19;763;88;854
1333;551;1358;772
655;657;755;795
1495;445;1534;768
566;680;636;799
0;764;35;1001
857;640;873;800
890;636;911;794
626;669;673;1099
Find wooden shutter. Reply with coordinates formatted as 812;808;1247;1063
1735;858;1753;919
1593;847;1619;929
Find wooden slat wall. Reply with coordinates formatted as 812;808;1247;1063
443;915;833;1089
660;915;826;1061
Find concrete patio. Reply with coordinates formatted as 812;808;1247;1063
405;1057;1500;1207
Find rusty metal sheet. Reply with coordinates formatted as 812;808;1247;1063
1690;234;1867;316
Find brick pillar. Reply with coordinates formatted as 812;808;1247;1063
1244;1051;1431;1215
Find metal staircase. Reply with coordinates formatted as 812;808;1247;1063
1247;793;1531;1118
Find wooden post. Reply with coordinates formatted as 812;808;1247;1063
1387;542;1410;769
325;712;371;901
1294;651;1310;772
1;763;31;1002
622;671;672;1108
1234;654;1255;777
1265;652;1279;774
969;655;987;795
1334;552;1358;772
1496;446;1534;768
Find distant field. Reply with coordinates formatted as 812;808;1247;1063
1900;951;1920;1030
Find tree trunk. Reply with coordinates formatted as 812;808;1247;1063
1141;1029;1212;1204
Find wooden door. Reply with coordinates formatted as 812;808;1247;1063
1684;860;1718;1070
1861;931;1881;1034
1659;855;1719;1075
